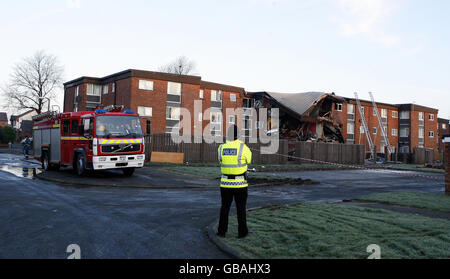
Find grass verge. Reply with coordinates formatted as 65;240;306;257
355;192;450;213
163;166;317;185
219;203;450;259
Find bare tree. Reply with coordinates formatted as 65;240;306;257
158;56;197;75
2;50;64;114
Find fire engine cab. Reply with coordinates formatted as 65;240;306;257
32;106;145;176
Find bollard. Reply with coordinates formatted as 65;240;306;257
445;137;450;196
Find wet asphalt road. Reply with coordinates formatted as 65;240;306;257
0;154;445;258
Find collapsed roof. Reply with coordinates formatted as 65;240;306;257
249;91;346;143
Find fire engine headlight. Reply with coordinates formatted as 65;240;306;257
99;157;107;162
137;155;144;160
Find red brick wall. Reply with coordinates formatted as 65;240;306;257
438;120;450;153
341;100;399;153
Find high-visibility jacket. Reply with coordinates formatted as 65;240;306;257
218;140;252;188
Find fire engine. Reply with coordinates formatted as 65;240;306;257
32;106;145;176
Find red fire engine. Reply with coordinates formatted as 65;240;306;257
32;106;145;176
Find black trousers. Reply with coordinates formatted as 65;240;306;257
218;187;248;237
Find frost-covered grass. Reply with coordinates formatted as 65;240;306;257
219;203;450;259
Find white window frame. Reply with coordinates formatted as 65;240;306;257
335;103;343;112
137;106;152;117
360;126;365;134
211;90;222;102
347;104;355;115
443;123;447;129
103;85;108;94
87;84;102;96
198;113;203;122
230;93;236;102
428;114;434;121
373;127;377;135
210;111;222;124
392;111;398;118
167;82;181;95
166;106;180;120
112;83;115;93
229;115;235;124
400;111;410;119
418;112;424;121
428;131;434;138
418;127;424;139
392;129;398;136
199;90;204;99
381;108;387;118
139;80;154;91
347;123;354;134
400;127;409;137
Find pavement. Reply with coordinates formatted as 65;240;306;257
0;153;445;258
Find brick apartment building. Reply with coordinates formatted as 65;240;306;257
438;118;450;155
63;69;246;136
334;99;438;156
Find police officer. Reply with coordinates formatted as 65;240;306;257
217;125;252;238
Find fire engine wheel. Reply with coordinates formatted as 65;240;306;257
122;168;135;176
75;153;86;176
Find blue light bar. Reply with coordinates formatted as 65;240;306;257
95;109;106;114
124;110;135;114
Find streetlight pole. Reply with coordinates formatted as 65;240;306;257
39;97;51;112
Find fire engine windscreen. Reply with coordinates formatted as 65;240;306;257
95;115;143;138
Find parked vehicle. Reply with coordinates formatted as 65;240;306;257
32;106;145;176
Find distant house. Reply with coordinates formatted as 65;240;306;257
10;109;37;141
0;112;8;127
10;109;37;129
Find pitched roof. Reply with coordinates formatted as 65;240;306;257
0;112;7;122
10;109;36;121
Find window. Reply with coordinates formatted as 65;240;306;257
418;112;424;120
87;84;101;96
74;86;79;112
146;120;151;135
360;126;365;134
210;111;222;123
166;107;180;120
137;106;152;117
199;90;204;99
229;115;235;124
373;108;377;116
230;94;236;102
360;107;365;115
112;83;115;93
400;111;410;119
419;128;424;138
347;104;355;114
63;120;70;135
392;111;398;118
103;85;108;94
71;120;79;134
139;80;154;91
211;90;222;102
443;123;447;129
198;113;203;122
347;123;354;134
428;114;434;121
167;82;181;95
392;129;398;136
400;146;409;153
335;103;343;112
381;109;387;118
400;128;409;137
428;131;434;138
373;127;377;135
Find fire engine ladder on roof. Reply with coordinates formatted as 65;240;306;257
369;92;392;155
354;92;375;160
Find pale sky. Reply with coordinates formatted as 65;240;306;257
0;0;449;119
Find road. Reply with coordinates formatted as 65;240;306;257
0;153;445;258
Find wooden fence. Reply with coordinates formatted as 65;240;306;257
145;134;365;165
294;141;365;165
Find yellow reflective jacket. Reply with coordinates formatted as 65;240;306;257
218;140;252;188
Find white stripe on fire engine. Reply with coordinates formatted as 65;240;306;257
100;139;143;144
